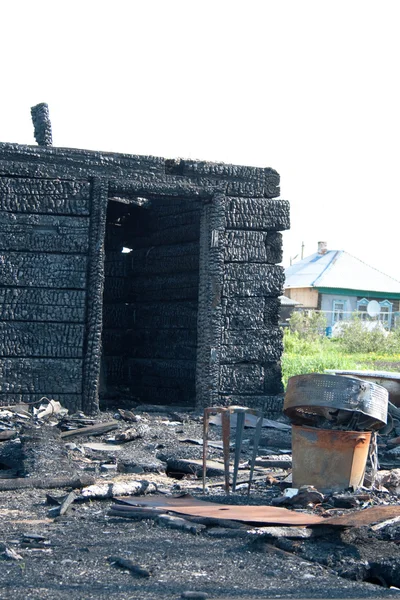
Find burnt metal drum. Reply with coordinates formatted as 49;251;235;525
325;369;400;408
284;373;388;431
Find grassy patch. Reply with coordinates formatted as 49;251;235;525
282;330;400;388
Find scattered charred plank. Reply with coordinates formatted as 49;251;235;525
253;456;292;469
80;479;157;499
0;474;95;492
332;494;360;509
48;491;77;517
157;514;206;534
46;492;68;505
0;469;18;479
109;505;165;520
0;430;17;441
387;436;400;448
206;527;250;539
164;457;237;478
21;533;51;548
371;516;400;531
1;545;23;561
108;556;151;577
60;421;119;439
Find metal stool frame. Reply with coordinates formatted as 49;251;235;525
202;405;263;498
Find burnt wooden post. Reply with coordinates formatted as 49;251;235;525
31;103;53;147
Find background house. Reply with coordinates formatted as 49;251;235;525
284;242;400;329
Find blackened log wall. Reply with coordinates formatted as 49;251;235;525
218;196;289;410
0;177;91;410
0;142;289;413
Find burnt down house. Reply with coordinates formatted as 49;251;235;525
0;115;289;415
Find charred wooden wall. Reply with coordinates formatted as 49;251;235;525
0;178;91;411
0;142;289;414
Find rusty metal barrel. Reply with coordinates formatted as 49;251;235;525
291;425;371;491
284;374;389;492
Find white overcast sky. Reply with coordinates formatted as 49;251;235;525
1;0;399;279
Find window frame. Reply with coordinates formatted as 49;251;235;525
332;299;346;325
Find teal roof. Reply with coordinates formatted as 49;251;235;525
285;250;400;295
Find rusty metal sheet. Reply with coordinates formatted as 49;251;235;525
284;374;388;430
322;504;400;527
115;494;324;526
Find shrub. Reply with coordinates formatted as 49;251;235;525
288;311;327;341
337;317;400;354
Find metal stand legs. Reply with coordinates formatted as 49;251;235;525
202;405;263;497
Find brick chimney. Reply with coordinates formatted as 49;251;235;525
318;241;328;255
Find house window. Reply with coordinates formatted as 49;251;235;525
356;298;393;329
332;300;345;324
379;300;393;329
356;298;369;320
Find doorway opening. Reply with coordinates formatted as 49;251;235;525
100;194;202;408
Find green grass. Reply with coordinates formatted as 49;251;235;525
282;331;400;388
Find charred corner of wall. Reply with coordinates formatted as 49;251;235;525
81;178;108;414
212;195;290;411
196;193;226;408
0;173;93;414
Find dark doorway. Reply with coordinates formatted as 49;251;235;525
100;194;202;408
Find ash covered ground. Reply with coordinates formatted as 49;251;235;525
0;405;399;600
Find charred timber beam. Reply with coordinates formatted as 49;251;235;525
0;213;89;254
81;178;108;414
0;142;164;177
224;231;283;264
179;160;280;198
223;264;285;297
224;198;290;230
220;363;283;395
0;322;85;358
222;298;281;329
103;301;198;330
60;421;119;439
0;177;90;215
0;358;83;395
0;288;86;323
108;177;216;199
0;252;87;289
0;474;95;492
